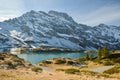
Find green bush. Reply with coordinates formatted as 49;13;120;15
0;56;4;60
103;61;113;66
56;69;65;71
54;59;66;64
77;58;86;62
90;54;94;61
112;58;120;63
93;58;101;63
3;61;13;66
42;60;52;64
8;54;18;58
85;53;89;60
81;70;97;76
12;58;22;62
104;67;120;74
66;61;74;65
65;68;80;74
31;66;43;72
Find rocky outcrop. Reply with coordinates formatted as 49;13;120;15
0;52;32;69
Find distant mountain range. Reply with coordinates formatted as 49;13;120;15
0;10;120;51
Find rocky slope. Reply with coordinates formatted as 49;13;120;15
0;10;120;51
0;52;31;69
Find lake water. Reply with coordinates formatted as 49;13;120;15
16;52;96;64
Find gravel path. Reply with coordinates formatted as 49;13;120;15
39;66;54;71
89;66;114;72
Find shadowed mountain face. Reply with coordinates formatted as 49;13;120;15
0;10;120;50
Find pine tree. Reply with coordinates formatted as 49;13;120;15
101;47;104;58
90;53;94;60
102;45;109;58
104;45;109;57
85;53;89;60
97;47;102;60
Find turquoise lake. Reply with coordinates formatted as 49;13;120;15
17;52;96;64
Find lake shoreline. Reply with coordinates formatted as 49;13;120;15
0;52;119;80
16;51;95;64
10;47;87;54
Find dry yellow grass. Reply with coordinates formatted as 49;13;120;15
0;54;119;80
0;68;119;80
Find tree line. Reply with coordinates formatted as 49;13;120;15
97;45;109;60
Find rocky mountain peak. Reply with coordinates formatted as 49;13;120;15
48;10;74;22
0;10;120;51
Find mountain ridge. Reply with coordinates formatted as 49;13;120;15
0;10;120;51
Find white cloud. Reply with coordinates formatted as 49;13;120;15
0;0;24;22
0;0;120;26
79;4;120;26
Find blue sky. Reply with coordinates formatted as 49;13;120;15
0;0;120;26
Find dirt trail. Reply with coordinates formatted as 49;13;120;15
89;66;114;72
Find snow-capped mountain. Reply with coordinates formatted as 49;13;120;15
0;10;120;51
